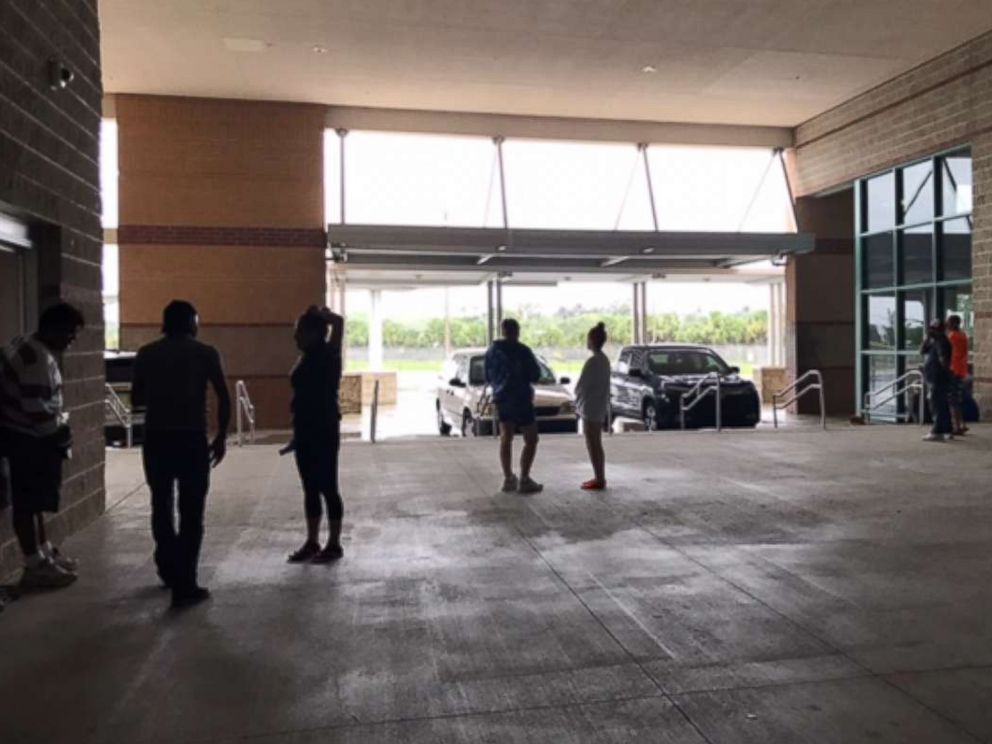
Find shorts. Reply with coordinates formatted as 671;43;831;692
949;375;965;406
0;430;63;514
495;400;536;427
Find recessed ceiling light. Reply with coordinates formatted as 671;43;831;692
641;65;657;74
222;37;271;53
496;244;507;252
641;247;655;254
312;45;328;54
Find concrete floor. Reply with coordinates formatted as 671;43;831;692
2;426;992;743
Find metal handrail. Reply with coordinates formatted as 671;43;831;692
679;372;722;431
475;387;499;438
772;370;826;429
104;384;133;448
370;378;380;443
235;380;256;446
863;370;925;425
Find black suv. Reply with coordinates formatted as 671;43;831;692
610;344;760;430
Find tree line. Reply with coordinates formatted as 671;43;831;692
345;307;767;348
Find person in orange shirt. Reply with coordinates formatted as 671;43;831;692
946;314;969;436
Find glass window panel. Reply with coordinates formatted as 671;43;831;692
864;172;895;233
647;146;793;232
100;120;119;230
866;355;898;416
899;224;932;285
504;140;652;230
343;131;500;227
941;285;973;337
940;153;972;216
865;293;896;350
901;289;929;350
863;233;893;289
323;129;341;225
940;217;972;281
899;160;933;225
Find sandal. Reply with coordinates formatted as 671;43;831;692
287;541;321;563
311;544;344;564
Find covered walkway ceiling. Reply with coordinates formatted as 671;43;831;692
100;1;992;127
327;224;811;284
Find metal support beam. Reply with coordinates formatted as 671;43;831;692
640;143;660;232
494;136;509;229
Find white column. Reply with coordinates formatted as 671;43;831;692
369;288;384;372
776;282;786;366
768;283;776;367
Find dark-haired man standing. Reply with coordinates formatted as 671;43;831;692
0;302;85;589
132;300;230;608
484;318;544;494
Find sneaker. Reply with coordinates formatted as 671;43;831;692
581;479;606;491
501;474;519;493
287;541;321;564
923;433;946;442
171;586;211;609
20;559;78;590
311;544;344;564
49;546;78;573
517;477;544;495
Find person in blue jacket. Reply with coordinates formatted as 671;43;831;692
484;318;543;494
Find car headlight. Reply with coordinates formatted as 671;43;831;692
560;401;575;415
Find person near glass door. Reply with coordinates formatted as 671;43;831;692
945;314;969;436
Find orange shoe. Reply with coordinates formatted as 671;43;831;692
581;479;606;491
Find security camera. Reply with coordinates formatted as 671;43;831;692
48;57;74;90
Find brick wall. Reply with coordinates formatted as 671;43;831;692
116;96;327;428
790;30;992;415
0;0;104;576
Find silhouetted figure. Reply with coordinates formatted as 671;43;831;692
575;322;610;490
132;301;230;608
0;303;85;589
485;318;543;494
946;314;969;436
920;318;952;442
284;306;345;563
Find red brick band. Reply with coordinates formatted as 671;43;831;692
118;225;325;247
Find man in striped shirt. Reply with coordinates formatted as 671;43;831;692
0;302;85;589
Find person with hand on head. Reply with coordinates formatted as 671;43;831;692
284;306;345;564
0;302;85;589
574;322;611;491
484;318;544;495
920;317;953;442
132;300;230;608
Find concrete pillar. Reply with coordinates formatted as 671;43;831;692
486;280;495;344
786;190;856;415
369;288;384;372
631;283;642;344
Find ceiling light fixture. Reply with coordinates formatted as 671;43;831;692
312;45;328;54
496;244;507;252
641;247;655;254
641;65;657;74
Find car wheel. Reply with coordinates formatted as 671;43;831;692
461;411;474;438
437;403;452;436
643;401;659;431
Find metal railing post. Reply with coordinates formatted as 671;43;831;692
234;380;256;446
370;379;380;443
679;372;722;431
771;370;825;429
236;389;244;446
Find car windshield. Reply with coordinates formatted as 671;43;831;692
646;350;730;376
469;356;557;385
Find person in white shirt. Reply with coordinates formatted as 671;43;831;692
573;322;611;490
0;302;84;589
